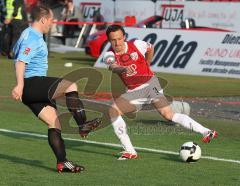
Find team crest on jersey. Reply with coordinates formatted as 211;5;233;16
130;52;138;61
24;47;31;55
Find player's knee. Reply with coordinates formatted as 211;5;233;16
48;125;61;130
161;110;174;121
65;82;78;93
109;106;122;119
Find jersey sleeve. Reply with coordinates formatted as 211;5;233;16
16;38;38;64
133;40;152;56
103;51;117;66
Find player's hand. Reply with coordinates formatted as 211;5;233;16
125;66;134;74
4;19;11;24
12;85;23;101
125;65;136;76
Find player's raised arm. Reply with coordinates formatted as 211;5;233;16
145;44;154;65
134;40;154;65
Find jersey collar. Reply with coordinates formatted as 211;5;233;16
30;26;43;37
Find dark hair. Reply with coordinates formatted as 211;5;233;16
31;5;51;21
106;24;125;39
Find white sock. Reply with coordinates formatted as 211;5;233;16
172;113;210;135
111;116;137;154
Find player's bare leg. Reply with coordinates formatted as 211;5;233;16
38;106;85;173
38;105;62;129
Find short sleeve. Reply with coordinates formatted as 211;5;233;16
16;39;38;64
103;51;117;66
133;40;152;56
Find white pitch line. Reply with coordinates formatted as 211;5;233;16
0;128;240;164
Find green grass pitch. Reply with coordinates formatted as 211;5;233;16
0;52;240;186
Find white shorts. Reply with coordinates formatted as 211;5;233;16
121;76;169;111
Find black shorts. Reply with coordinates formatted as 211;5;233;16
22;76;63;116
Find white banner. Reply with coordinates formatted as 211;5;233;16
94;28;240;79
184;2;240;31
74;0;114;22
73;0;240;31
115;1;155;22
156;1;184;28
156;1;240;31
74;0;155;23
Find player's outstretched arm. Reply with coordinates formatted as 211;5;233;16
109;64;127;74
103;51;127;74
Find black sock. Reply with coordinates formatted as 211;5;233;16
65;91;86;126
48;128;67;163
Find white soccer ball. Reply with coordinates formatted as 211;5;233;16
179;142;201;162
103;51;116;65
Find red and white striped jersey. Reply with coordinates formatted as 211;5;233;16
104;40;154;90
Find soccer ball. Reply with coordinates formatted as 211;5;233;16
179;142;201;162
103;52;116;65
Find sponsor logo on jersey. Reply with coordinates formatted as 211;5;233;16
24;47;31;55
126;64;137;77
130;52;138;61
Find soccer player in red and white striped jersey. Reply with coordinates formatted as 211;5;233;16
103;25;217;160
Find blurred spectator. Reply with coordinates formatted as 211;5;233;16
61;0;75;21
0;0;28;58
0;0;5;24
61;0;82;38
0;0;5;54
92;9;106;31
